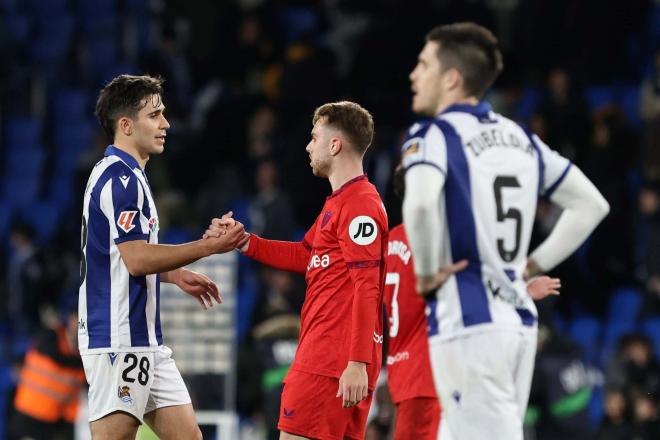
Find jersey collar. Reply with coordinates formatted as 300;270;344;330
439;101;492;119
104;145;141;170
327;174;368;199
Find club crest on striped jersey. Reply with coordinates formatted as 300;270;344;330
117;211;138;233
148;217;159;234
402;136;424;158
349;216;377;245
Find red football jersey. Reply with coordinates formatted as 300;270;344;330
384;225;437;403
246;175;388;390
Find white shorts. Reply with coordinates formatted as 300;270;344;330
429;329;537;440
81;345;191;423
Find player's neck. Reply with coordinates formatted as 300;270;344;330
112;141;149;170
328;159;364;191
435;95;479;115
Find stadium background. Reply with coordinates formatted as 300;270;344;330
0;0;659;438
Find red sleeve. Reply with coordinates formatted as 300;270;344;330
244;225;315;274
337;196;386;364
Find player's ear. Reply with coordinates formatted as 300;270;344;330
330;138;342;156
118;117;133;136
444;68;462;93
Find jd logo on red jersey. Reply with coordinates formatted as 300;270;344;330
349;216;377;245
117;211;138;233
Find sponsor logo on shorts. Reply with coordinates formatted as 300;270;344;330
118;386;133;405
108;353;117;366
373;332;384;344
283;407;295;418
452;390;461;404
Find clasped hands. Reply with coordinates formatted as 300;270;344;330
202;211;250;252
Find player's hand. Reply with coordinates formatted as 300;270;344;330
174;268;221;310
527;276;561;300
204;222;246;254
202;211;236;239
416;259;468;297
337;361;368;408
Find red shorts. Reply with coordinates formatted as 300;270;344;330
278;370;373;440
394;397;440;440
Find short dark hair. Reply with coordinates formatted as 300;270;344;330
95;74;164;140
426;22;503;98
312;101;374;155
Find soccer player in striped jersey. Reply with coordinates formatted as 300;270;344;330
401;23;609;439
79;74;247;439
385;166;561;440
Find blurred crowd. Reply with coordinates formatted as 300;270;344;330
0;0;660;438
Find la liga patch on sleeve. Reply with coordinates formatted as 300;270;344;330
348;216;378;245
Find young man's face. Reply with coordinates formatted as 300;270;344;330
129;94;169;156
306;117;338;178
409;41;445;116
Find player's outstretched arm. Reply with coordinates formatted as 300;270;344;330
118;222;246;277
526;276;561;301
205;216;313;273
162;268;221;310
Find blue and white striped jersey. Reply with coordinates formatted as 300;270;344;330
78;146;162;354
401;102;571;340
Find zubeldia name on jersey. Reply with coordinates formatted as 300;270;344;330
465;128;534;158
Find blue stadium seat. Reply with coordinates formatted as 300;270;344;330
641;317;660;359
0;202;11;241
5;147;45;179
48;174;75;209
600;321;637;367
584;86;615;112
79;0;116;15
85;37;119;80
280;7;319;44
81;14;118;37
617;85;641;128
55;119;95;154
588;386;604;428
607;287;642;323
97;63;139;89
514;87;542;121
568;316;601;365
4;117;42;150
26;0;68;17
52;88;91;122
3;177;41;207
4;12;31;45
19;201;62;244
30;14;75;61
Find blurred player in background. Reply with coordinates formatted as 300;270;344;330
401;23;609;439
79;74;247;440
385;166;562;440
207;101;387;440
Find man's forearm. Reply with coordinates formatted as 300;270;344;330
119;240;212;277
244;235;310;273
